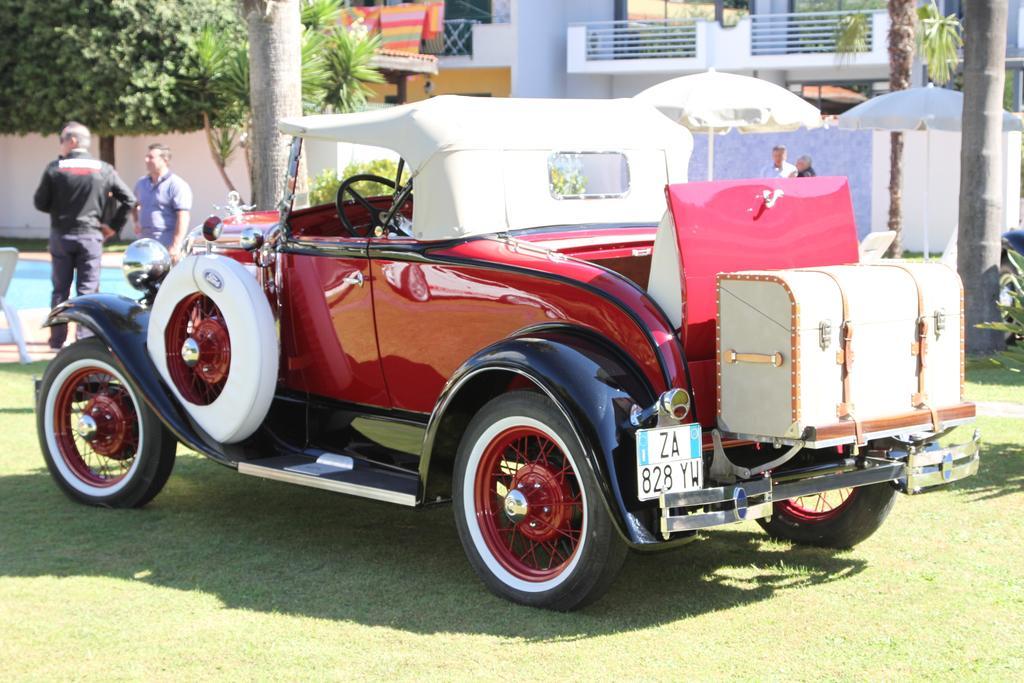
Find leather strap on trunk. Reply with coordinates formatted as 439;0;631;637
876;263;942;432
798;268;863;445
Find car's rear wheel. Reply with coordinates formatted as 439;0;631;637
453;391;626;610
37;339;177;508
757;483;897;548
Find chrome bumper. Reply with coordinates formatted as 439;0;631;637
658;431;981;536
897;431;981;494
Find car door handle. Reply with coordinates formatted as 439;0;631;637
343;271;364;287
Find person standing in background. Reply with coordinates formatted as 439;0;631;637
33;121;135;350
761;144;797;178
795;155;817;177
133;143;193;262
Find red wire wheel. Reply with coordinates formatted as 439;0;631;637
165;293;231;405
779;487;857;523
473;426;585;582
52;366;140;487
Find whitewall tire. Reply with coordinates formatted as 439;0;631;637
37;339;177;508
453;391;627;610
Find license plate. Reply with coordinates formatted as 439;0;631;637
636;423;703;502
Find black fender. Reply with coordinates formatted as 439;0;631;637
421;327;684;549
44;294;236;465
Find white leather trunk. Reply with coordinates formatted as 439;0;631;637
716;262;966;446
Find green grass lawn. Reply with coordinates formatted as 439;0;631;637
1;360;1021;680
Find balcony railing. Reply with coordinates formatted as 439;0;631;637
751;10;876;56
422;18;479;57
584;19;698;61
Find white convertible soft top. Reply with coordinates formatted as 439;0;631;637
280;95;692;240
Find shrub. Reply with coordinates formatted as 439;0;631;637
308;159;410;206
980;249;1024;370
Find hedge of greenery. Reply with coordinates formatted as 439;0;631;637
309;160;410;206
0;1;241;136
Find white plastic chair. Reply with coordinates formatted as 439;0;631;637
0;248;32;364
859;230;897;263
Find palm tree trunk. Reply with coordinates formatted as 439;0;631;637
887;0;916;258
958;0;1008;355
242;0;302;210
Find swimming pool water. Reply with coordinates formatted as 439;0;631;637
6;259;137;311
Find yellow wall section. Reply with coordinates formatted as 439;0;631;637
369;67;511;103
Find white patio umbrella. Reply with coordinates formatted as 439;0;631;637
634;69;823;181
838;84;1023;259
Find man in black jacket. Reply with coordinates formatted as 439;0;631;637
34;122;135;349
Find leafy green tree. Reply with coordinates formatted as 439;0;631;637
0;1;242;138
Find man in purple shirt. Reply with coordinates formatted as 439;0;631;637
132;143;193;261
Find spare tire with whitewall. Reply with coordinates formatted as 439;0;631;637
453;391;627;610
147;254;278;444
36;339;177;508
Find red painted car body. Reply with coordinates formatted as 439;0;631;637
207;178;858;434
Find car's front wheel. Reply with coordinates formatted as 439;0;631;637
453;391;627;610
37;338;177;508
757;483;897;548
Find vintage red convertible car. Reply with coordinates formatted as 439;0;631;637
36;96;980;610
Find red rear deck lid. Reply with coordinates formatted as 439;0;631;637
665;176;859;360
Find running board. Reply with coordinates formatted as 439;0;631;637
237;451;419;507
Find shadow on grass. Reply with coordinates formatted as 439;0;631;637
965;357;1024;392
0;454;866;638
950;433;1024;503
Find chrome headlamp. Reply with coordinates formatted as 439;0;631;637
122;238;171;292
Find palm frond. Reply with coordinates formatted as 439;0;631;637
302;0;345;32
835;13;870;66
320;28;385;113
212;127;238;166
302;27;329;112
916;1;963;85
223;42;251;109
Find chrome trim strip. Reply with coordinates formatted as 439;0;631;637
237;462;417;507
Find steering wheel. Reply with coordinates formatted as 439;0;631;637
335;173;413;238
